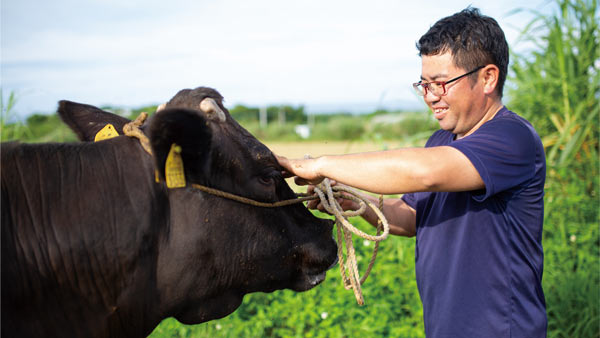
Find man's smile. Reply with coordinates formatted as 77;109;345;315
433;107;449;119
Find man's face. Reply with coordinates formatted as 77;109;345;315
420;52;485;138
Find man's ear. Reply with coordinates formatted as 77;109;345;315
57;100;132;141
147;108;213;183
481;65;500;96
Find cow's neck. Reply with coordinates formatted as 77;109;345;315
5;141;168;337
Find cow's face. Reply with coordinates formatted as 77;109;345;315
146;88;337;323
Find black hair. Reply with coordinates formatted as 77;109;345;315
416;7;509;97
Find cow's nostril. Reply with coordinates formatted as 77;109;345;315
320;218;335;231
328;254;339;270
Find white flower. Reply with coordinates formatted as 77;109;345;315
363;240;370;247
216;324;222;330
321;312;328;320
570;234;576;243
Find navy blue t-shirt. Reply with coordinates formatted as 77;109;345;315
402;107;547;337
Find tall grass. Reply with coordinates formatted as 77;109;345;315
1;90;33;141
508;0;599;336
508;0;599;173
0;89;77;143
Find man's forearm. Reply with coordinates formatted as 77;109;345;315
313;147;483;194
360;194;416;237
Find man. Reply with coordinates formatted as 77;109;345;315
277;7;547;338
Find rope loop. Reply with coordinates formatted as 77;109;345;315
312;179;388;305
122;112;153;155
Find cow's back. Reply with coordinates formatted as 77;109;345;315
1;141;166;338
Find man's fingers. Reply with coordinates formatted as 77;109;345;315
275;154;288;166
281;170;294;178
294;177;310;186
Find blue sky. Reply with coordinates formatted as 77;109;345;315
2;0;548;118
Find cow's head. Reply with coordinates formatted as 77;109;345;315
57;87;338;324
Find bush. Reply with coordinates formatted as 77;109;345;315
310;115;367;140
369;112;437;140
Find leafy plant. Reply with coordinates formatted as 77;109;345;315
508;0;599;337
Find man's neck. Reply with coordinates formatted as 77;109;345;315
457;99;504;139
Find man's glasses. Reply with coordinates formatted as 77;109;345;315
413;66;484;97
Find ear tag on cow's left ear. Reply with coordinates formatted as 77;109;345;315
94;124;119;142
165;143;186;188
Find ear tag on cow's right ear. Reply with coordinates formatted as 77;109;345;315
94;124;119;142
165;143;186;188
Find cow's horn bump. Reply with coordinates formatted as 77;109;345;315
157;103;167;112
199;97;226;122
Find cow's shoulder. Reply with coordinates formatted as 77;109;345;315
57;100;132;142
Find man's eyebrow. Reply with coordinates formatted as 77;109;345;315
421;73;447;81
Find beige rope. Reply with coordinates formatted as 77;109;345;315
122;112;153;155
311;179;389;305
123;113;389;305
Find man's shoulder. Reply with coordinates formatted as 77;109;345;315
487;108;539;136
425;129;454;147
470;108;543;150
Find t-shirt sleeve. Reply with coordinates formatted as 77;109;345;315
402;192;417;209
450;118;537;202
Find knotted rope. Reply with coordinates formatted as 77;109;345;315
122;113;389;305
122;112;153;155
310;179;388;305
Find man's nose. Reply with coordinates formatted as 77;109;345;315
423;89;441;104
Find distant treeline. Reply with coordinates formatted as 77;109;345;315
1;96;434;143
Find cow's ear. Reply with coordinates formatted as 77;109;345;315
57;100;132;142
147;108;212;183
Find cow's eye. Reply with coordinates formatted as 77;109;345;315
258;175;274;186
258;169;281;186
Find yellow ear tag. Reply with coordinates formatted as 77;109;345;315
165;143;186;188
94;124;119;142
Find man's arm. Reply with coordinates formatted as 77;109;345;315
360;195;417;237
277;146;484;195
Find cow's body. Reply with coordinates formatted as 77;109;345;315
1;87;337;337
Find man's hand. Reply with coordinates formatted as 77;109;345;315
276;155;325;185
305;181;361;214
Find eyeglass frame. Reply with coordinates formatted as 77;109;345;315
412;65;485;96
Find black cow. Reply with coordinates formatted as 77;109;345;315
1;87;337;338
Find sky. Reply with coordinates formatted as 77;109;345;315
1;0;549;119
